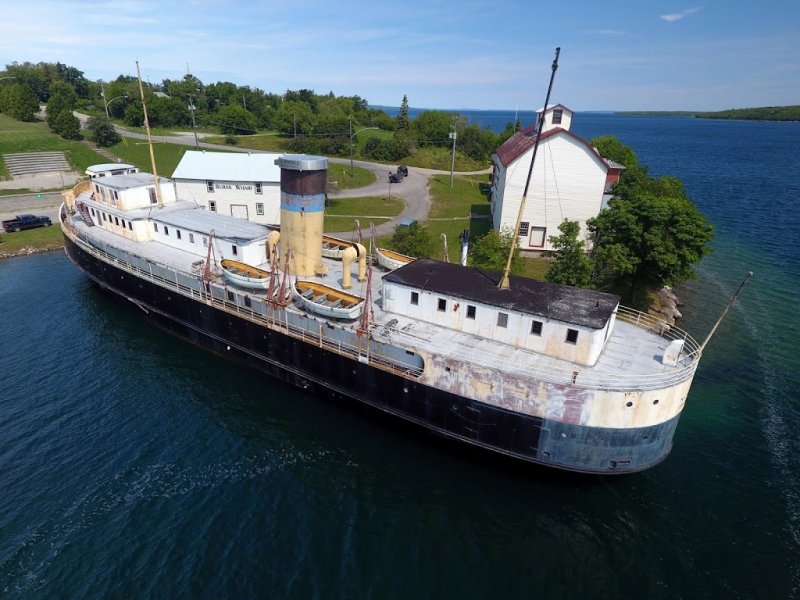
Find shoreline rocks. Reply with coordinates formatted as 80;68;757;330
650;286;684;325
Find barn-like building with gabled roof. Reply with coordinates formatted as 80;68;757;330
490;104;624;252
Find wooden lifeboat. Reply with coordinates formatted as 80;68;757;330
376;247;415;271
220;259;271;289
294;280;365;320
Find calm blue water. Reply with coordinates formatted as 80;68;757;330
2;114;799;598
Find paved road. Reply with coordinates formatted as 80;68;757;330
0;192;63;224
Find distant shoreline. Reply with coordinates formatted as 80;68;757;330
616;106;800;122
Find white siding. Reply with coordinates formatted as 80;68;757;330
149;220;267;266
498;133;606;251
382;280;612;366
174;179;281;225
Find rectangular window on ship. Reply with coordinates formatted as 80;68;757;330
497;312;508;328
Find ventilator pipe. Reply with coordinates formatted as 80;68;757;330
354;243;367;281
267;230;281;261
342;246;357;289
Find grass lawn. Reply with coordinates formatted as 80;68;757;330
203;133;289;152
324;195;403;232
108;138;193;176
404;146;487;172
327;163;376;190
0;114;110;182
0;224;63;255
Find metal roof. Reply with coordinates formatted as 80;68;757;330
86;163;136;174
95;172;170;190
276;154;327;171
384;259;619;329
152;207;270;241
171;150;283;183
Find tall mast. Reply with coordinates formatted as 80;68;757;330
498;47;560;290
135;61;163;208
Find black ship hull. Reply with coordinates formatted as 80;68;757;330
64;235;679;474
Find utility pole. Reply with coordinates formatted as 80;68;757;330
101;83;108;119
187;93;199;149
449;130;457;188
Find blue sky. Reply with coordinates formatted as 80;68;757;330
1;0;798;111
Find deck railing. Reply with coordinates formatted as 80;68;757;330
66;227;424;379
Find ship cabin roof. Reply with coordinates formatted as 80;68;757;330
384;258;619;330
93;172;170;191
152;207;269;242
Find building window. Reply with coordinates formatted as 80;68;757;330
438;298;447;312
519;221;529;237
244;296;251;308
176;230;182;240
497;312;508;328
90;208;95;216
209;200;217;212
121;219;126;228
232;245;238;256
227;290;234;302
552;109;563;124
148;187;157;204
411;291;419;305
114;216;119;226
467;305;476;319
206;180;214;193
255;182;263;194
128;222;133;231
566;328;579;344
189;233;194;244
531;320;543;336
256;202;264;215
153;223;158;232
101;213;107;222
529;227;546;248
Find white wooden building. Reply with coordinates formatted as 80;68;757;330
382;259;619;367
490;104;623;252
79;167;270;266
171;150;284;226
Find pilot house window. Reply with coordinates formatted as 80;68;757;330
566;328;579;344
531;320;543;336
411;292;419;305
467;305;476;319
438;298;447;312
497;312;508;328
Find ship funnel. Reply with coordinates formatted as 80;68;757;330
275;155;328;276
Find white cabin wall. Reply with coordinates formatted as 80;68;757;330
382;281;605;366
174;179;281;225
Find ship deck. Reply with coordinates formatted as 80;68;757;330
65;202;699;391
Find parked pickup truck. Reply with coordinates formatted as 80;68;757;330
1;214;53;233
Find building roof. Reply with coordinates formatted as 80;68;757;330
94;172;170;191
536;103;573;114
152;206;270;241
171;150;284;183
86;163;136;175
384;259;619;329
494;124;617;171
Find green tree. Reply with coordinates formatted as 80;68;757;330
545;220;593;287
0;82;40;121
390;221;432;258
469;228;523;275
414;110;464;147
86;116;121;147
274;100;316;135
396;94;410;133
588;187;713;300
217;104;258;135
52;109;81;139
46;80;78;129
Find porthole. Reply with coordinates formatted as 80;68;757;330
625;401;633;408
653;399;660;405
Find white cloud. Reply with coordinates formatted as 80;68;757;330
660;7;702;22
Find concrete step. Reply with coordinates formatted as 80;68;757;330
3;152;71;176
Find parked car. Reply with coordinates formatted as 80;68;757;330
397;165;408;177
389;170;405;183
1;214;53;233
